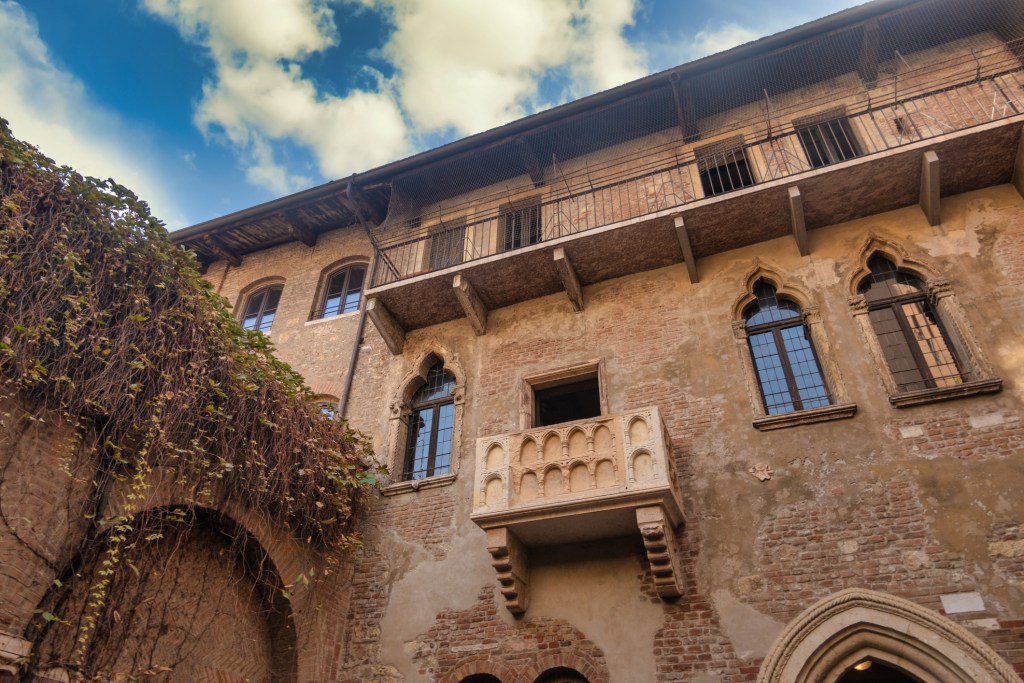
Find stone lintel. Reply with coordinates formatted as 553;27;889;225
553;247;584;312
673;214;699;284
366;296;405;355
201;234;242;267
453;273;488;336
920;150;941;226
636;505;684;599
486;527;530;615
788;186;809;256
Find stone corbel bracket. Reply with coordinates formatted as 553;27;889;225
636;505;684;599
486;527;530;615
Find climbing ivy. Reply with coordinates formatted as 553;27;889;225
0;118;376;676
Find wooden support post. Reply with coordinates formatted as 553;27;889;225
453;273;488;336
920;151;941;227
366;296;405;355
673;215;699;284
553;247;583;312
857;18;881;86
789;186;809;256
201;235;242;267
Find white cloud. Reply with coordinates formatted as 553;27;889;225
689;22;760;58
143;0;648;193
0;1;187;227
144;0;411;194
368;0;647;135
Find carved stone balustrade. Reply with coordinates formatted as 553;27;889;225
470;406;685;614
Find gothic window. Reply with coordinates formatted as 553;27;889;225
403;360;456;481
314;264;365;319
240;286;282;332
858;254;964;392
743;281;830;414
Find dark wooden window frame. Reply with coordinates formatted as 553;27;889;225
796;116;862;168
500;201;542;252
864;284;965;392
313;264;366;320
745;314;831;414
402;364;456;481
241;285;282;332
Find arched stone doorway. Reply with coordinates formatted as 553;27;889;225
757;588;1018;683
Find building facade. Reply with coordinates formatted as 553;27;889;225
5;0;1024;681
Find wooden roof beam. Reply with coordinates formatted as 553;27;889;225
516;138;546;188
920;150;941;226
453;273;488;335
673;214;699;284
789;186;810;256
366;297;405;355
201;234;242;267
553;247;584;312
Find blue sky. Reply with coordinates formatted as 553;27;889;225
3;0;863;229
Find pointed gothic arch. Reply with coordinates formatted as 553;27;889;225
757;588;1019;683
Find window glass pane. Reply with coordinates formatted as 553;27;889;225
900;301;962;388
780;326;830;409
749;331;795;414
745;282;801;326
406;407;434;480
265;287;281;310
859;255;924;301
413;362;455;404
243;290;266;318
433;403;455;475
868;306;927;390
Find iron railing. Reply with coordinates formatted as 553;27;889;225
370;47;1024;288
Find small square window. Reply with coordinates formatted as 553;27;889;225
797;117;861;169
698;148;755;197
501;203;542;251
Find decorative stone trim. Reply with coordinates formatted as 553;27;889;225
380;472;457;496
846;239;1001;406
757;588;1020;683
485;527;530;616
733;262;854;425
888;377;1003;408
752;402;857;431
636;506;684;599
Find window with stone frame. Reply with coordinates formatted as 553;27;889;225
858;254;966;392
796;116;861;169
743;280;831;415
240;285;282;333
402;359;457;481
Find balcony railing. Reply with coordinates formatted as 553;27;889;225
370;47;1024;289
470;406;683;535
470;406;686;611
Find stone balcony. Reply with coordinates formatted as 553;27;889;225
470;406;685;614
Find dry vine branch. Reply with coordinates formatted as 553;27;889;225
0;118;378;679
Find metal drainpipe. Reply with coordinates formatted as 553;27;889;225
337;294;367;420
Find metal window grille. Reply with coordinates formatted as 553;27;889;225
698;148;756;197
241;286;282;333
501;204;542;251
403;361;456;481
428;221;466;270
313;265;365;320
744;282;831;415
797;117;862;168
859;255;966;392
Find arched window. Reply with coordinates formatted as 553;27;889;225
240;286;282;332
316;396;339;420
314;264;365;319
743;281;830;415
858;254;963;393
403;360;456;481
